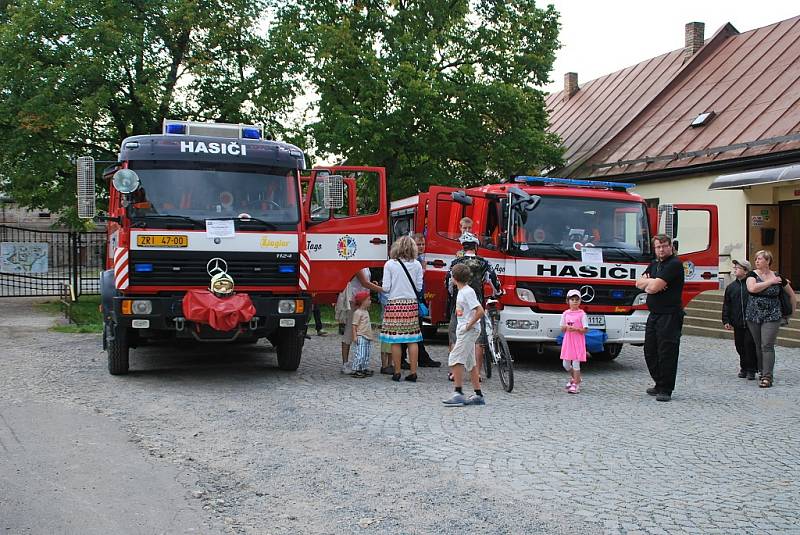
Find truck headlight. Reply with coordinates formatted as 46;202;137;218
278;300;296;314
132;300;152;315
516;288;536;303
630;322;647;332
122;299;152;315
633;293;647;306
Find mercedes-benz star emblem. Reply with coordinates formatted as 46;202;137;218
579;285;595;303
206;257;228;277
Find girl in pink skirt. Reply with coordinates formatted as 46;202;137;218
561;289;588;394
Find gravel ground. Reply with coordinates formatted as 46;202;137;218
2;297;799;534
0;298;588;534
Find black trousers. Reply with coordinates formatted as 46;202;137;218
401;316;431;362
306;304;323;331
644;311;685;394
733;325;757;373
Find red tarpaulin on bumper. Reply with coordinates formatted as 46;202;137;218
182;289;256;331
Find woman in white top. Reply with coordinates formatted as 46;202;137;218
379;235;424;382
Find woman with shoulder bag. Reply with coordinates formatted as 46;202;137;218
745;250;797;388
378;235;424;382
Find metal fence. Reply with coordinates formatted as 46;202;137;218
0;225;106;298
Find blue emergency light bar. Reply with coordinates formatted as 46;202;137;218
164;123;187;135
278;264;297;274
162;120;263;140
515;176;635;190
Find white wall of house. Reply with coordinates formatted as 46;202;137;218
632;174;742;277
631;173;800;284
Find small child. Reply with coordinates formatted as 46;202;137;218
351;290;375;378
561;289;588;394
442;263;485;407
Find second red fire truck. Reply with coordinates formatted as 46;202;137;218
391;176;719;360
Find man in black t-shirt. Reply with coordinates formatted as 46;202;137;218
636;234;685;402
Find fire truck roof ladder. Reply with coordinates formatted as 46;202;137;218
514;176;635;191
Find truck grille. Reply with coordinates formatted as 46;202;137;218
128;251;299;287
517;282;641;306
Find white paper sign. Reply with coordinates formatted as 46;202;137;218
206;220;235;239
581;247;603;264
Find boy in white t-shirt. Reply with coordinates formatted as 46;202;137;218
442;263;486;407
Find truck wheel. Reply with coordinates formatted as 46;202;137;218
275;327;304;371
591;343;623;362
107;323;130;375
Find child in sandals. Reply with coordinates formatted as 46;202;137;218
561;289;588;393
351;290;375;378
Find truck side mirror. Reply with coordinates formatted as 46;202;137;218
322;174;344;209
76;156;96;219
451;190;473;205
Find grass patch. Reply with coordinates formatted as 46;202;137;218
37;295;103;333
316;304;381;325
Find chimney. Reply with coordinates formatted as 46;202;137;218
564;72;579;100
684;22;705;61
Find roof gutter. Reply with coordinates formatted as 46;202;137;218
598;150;800;184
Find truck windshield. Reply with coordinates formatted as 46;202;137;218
127;161;300;224
510;196;652;262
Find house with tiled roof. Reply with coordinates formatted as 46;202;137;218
546;16;800;286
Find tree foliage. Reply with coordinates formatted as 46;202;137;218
0;0;296;224
0;0;564;220
268;0;564;199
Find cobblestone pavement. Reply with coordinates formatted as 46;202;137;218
1;298;799;534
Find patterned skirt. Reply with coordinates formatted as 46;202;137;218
380;298;422;344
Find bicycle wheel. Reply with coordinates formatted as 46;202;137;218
482;339;492;379
494;333;514;392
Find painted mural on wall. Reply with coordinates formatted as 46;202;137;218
0;242;49;273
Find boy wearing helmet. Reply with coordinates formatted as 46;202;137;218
445;232;502;371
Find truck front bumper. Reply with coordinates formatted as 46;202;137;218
110;294;310;336
497;305;648;344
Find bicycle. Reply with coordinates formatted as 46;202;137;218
482;295;514;392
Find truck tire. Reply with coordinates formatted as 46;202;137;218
591;342;623;362
107;323;130;375
275;327;304;371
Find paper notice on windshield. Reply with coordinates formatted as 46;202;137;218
206;219;235;239
581;246;603;264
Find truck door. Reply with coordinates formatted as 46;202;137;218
659;203;719;305
425;186;482;324
304;166;388;303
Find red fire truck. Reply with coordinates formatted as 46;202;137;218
390;176;718;360
78;120;388;374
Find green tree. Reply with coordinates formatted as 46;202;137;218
269;0;563;199
0;0;293;225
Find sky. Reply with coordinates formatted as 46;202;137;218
541;1;799;94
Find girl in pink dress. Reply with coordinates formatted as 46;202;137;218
561;289;588;394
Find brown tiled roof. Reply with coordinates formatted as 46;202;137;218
546;15;800;179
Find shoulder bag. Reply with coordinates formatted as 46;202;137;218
777;276;793;321
397;259;429;317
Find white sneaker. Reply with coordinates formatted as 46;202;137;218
341;362;352;375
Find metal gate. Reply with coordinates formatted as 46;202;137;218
0;225;106;298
